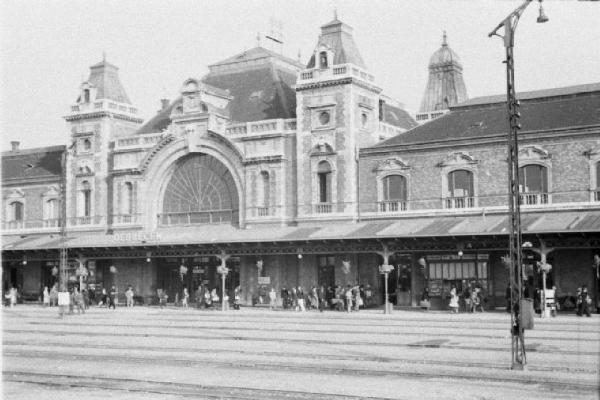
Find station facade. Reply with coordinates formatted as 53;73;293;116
2;16;600;310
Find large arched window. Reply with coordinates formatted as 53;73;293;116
161;154;239;226
380;175;407;212
447;169;474;208
257;171;270;216
519;164;548;205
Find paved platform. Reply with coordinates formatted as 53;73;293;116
2;305;599;399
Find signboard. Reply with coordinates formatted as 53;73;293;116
258;276;271;285
379;264;394;274
192;266;204;274
57;292;70;306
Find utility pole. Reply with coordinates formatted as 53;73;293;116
489;0;548;370
58;150;69;317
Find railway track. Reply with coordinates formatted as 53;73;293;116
3;371;394;400
3;348;598;394
5;328;598;356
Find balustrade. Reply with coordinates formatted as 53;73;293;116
445;197;475;209
519;193;549;205
378;200;407;212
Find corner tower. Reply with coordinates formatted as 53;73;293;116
416;32;468;123
64;57;142;230
296;15;382;221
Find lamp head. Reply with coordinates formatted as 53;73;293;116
537;2;549;23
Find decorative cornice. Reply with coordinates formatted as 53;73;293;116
65;112;143;123
296;77;382;93
243;155;283;165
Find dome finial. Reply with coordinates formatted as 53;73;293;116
442;31;447;46
102;50;106;63
334;7;338;20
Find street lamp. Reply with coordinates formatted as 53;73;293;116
489;0;548;370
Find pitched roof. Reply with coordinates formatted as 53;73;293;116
373;84;600;148
82;60;131;104
382;103;418;130
1;145;65;182
306;18;366;69
138;47;300;133
208;47;303;71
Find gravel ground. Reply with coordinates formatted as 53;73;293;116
2;305;599;399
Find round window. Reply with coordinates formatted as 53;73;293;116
319;111;331;125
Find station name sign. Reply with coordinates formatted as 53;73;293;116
114;232;162;242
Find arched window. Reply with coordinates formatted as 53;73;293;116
447;170;474;208
381;175;407;212
83;139;91;152
317;161;332;203
83;89;90;103
519;164;548;204
319;51;328;69
81;181;92;218
10;201;24;221
122;182;133;215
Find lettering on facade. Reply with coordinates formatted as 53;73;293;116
113;232;162;242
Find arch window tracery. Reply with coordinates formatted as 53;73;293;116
161;154;239;226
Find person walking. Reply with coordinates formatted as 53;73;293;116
125;286;134;307
43;286;50;307
50;284;58;307
269;287;277;310
297;287;306;312
109;285;117;309
6;286;18;308
291;287;299;312
318;285;326;312
580;286;592;317
82;289;90;309
353;285;361;311
449;286;459;313
575;287;583;316
345;285;353;313
182;287;189;308
99;287;108;307
73;288;85;314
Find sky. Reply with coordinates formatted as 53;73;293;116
1;0;599;151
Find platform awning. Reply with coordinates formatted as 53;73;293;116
2;210;599;252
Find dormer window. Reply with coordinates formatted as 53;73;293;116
83;138;91;152
319;51;328;69
84;89;90;103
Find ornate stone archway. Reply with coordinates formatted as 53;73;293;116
141;135;245;230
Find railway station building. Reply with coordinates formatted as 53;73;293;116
2;16;600;310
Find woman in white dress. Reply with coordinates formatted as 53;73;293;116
449;286;459;313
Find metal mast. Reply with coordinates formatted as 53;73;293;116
489;0;547;369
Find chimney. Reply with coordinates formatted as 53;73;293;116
11;141;20;151
160;99;170;110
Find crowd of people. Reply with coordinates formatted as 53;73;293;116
273;284;373;312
